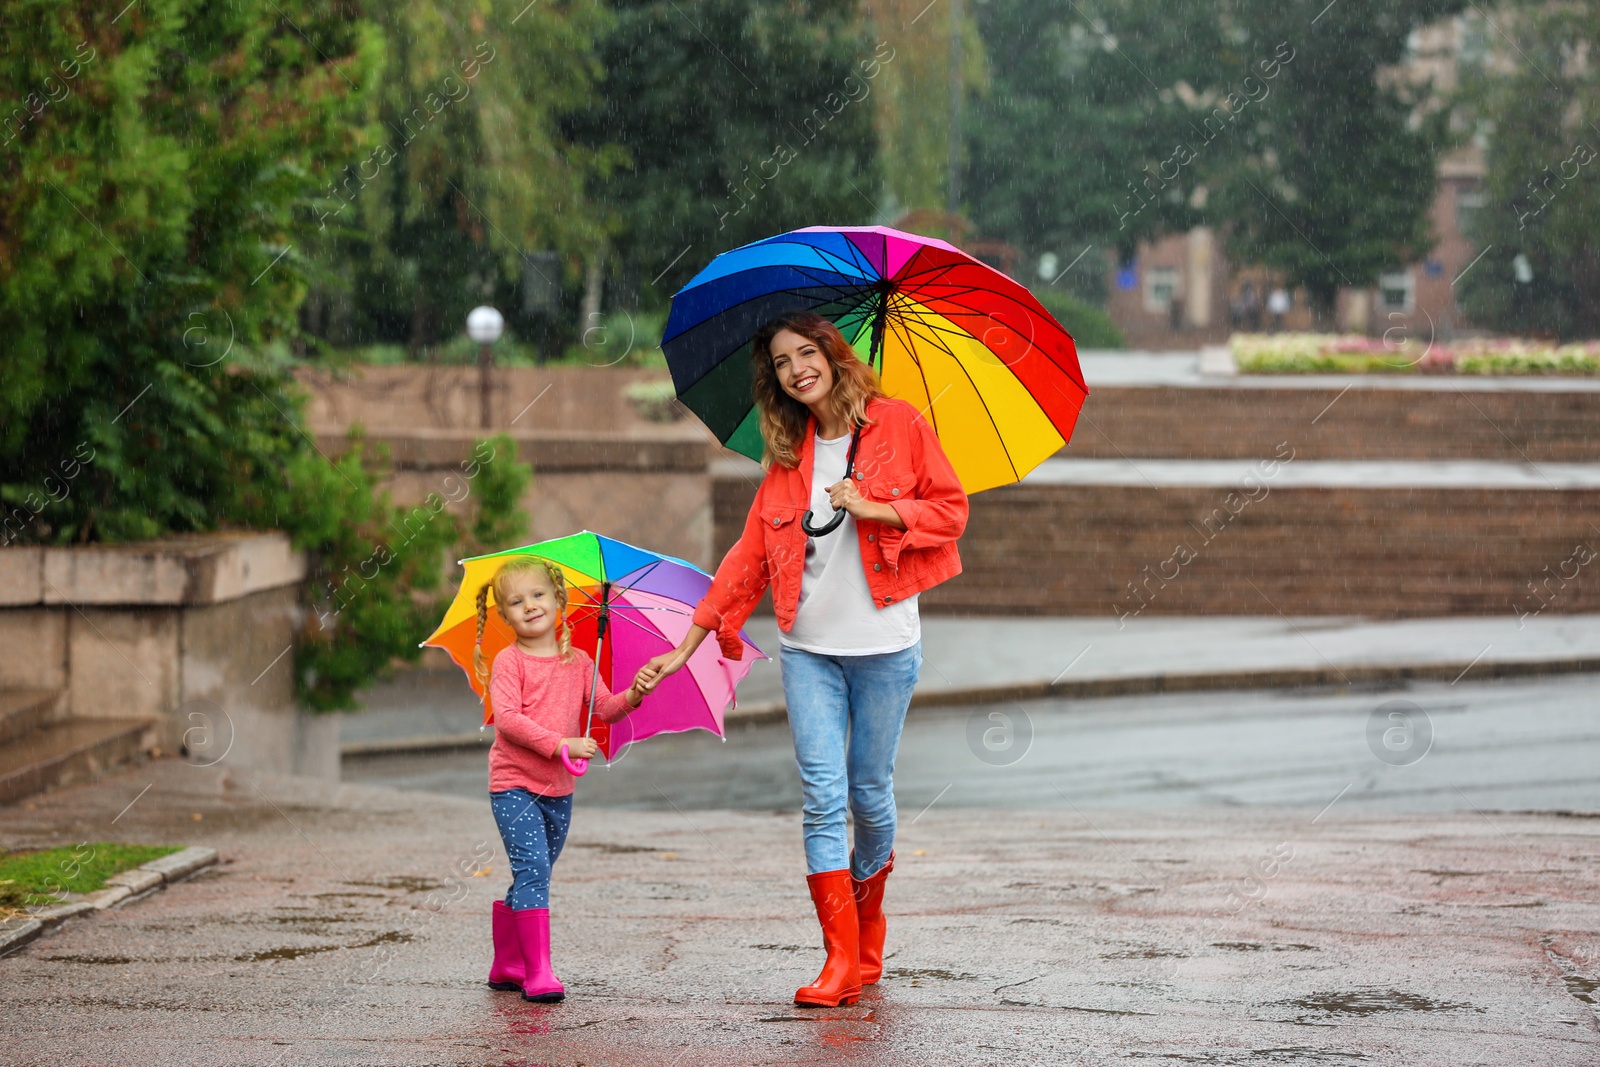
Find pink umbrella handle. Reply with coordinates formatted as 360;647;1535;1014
560;744;589;777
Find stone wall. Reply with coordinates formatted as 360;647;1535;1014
0;533;332;778
1073;384;1600;462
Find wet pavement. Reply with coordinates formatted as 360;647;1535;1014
343;673;1600;815
3;753;1598;1065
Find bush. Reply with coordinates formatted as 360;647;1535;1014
1031;289;1126;350
0;4;532;711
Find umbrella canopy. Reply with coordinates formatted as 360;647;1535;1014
422;531;767;760
661;224;1090;495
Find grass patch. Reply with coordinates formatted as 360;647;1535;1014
0;843;181;911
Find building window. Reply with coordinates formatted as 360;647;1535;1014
1144;267;1181;313
1378;270;1414;312
1456;187;1487;239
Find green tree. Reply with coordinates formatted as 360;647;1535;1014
966;0;1464;323
966;0;1225;278
0;1;532;711
300;0;621;355
1207;0;1465;324
567;0;884;308
1455;1;1600;339
0;0;381;544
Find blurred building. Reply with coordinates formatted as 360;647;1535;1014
1102;14;1488;349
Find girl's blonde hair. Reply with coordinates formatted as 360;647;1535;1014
472;555;574;695
750;311;885;470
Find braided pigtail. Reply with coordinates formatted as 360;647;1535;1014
542;558;574;664
471;581;493;695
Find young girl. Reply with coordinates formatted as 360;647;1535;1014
473;555;654;1003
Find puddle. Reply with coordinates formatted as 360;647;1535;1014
234;930;412;962
1059;1005;1158;1017
346;877;444;893
262;915;355;924
1214;942;1319;953
309;892;387;900
44;955;136;965
752;943;806;953
237;944;342;962
1103;947;1186;960
1282;989;1478;1016
1010;918;1065;926
1248;1048;1367;1062
883;967;980;982
1412;869;1489;879
572;843;659;854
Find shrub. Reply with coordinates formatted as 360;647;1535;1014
1032;289;1126;350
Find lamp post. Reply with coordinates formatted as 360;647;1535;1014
467;305;504;430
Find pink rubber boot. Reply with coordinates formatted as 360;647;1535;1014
512;907;565;1003
488;900;525;991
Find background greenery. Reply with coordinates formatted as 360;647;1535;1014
3;0;1592;705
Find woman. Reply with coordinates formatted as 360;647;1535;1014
640;310;969;1007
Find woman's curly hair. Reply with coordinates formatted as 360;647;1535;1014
750;310;885;470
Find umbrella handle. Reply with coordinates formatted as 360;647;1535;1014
560;744;589;777
800;507;847;536
801;423;861;538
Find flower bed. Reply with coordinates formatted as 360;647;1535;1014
1231;333;1600;375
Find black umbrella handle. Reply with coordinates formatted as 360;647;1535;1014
801;423;862;538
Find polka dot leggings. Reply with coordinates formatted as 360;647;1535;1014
489;788;574;910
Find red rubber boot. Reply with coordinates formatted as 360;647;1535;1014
794;870;862;1007
488;900;525;991
512;907;565;1003
851;851;894;985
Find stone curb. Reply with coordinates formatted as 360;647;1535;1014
340;654;1600;756
0;846;218;958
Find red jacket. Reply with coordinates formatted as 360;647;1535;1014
692;394;969;660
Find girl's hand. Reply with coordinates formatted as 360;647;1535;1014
641;651;685;682
623;682;647;709
562;736;599;760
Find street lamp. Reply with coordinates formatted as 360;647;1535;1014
467;305;504;430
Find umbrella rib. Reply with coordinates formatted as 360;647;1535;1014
886;299;1024;485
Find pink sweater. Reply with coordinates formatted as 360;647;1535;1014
488;645;634;797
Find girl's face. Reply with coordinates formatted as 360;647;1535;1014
769;328;835;408
500;571;560;642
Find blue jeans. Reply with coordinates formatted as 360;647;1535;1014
489;788;573;910
778;639;922;878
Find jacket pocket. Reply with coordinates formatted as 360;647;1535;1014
760;503;804;597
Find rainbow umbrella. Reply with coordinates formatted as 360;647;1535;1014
662;224;1089;495
422;531;766;771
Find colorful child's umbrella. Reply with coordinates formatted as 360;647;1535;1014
661;224;1090;496
422;531;767;773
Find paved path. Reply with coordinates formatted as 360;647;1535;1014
3;759;1598;1065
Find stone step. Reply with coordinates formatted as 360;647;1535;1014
0;717;157;805
0;690;62;746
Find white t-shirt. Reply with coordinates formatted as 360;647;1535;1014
778;430;920;656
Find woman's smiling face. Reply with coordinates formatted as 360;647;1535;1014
769;328;834;407
500;571;559;642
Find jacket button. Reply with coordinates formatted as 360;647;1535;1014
883;595;893;603
891;487;900;496
867;533;875;542
873;563;881;571
854;471;863;479
773;517;780;526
